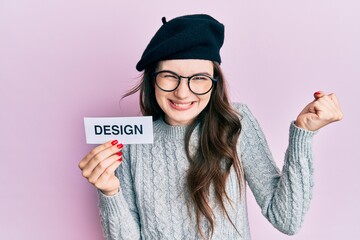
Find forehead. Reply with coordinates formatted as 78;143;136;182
157;59;214;74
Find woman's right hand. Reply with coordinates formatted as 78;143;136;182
79;140;123;196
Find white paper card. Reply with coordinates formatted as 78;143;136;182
84;116;153;144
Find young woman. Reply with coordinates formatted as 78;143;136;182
79;14;343;239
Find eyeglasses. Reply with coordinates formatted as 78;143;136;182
153;70;217;95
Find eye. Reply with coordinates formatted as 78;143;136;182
192;75;209;81
159;71;178;79
164;74;178;79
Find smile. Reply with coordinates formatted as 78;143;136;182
169;100;195;110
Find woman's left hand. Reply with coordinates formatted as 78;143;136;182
295;91;343;131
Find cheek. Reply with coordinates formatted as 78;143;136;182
155;87;161;101
199;94;212;106
155;87;167;108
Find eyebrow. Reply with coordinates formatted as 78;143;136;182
193;72;212;76
161;70;213;76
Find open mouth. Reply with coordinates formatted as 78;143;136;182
169;100;195;110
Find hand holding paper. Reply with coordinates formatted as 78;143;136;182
80;116;154;196
78;140;123;196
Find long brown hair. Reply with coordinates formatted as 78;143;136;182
123;62;244;239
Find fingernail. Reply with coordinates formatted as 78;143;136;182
111;140;118;146
117;143;123;149
116;152;122;157
314;91;321;95
118;157;122;162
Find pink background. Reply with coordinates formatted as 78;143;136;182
1;0;359;239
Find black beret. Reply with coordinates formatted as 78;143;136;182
136;14;225;71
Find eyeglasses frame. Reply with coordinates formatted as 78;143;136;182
153;70;217;95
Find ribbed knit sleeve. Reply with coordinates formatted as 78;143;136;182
235;103;316;235
98;145;141;240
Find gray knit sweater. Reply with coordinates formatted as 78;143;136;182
98;103;315;240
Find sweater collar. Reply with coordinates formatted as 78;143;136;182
153;117;189;139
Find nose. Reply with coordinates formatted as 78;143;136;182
173;78;191;99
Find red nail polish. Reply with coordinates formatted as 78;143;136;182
116;152;122;156
118;157;122;162
111;140;118;146
314;91;321;95
117;143;123;149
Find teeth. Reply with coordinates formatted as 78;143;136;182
172;101;192;107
